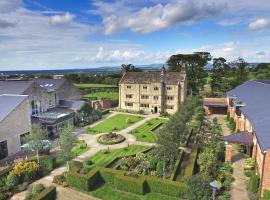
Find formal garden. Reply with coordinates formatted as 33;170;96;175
88;114;142;134
129;118;167;143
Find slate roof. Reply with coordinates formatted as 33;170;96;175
33;79;66;91
227;80;270;151
59;100;86;111
120;71;185;84
0;81;34;95
220;131;253;146
0;95;28;123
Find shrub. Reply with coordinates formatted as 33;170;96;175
32;184;45;196
218;192;230;200
101;109;110;115
66;168;101;191
40;156;56;172
185;175;212;200
248;174;260;193
244;158;255;170
17;182;28;192
12;161;39;181
53;174;66;185
126;118;132;124
147;176;187;197
24;192;33;200
156;161;163;177
263;190;270;200
32;186;56;200
138;110;145;115
114;174;147;195
6;173;19;188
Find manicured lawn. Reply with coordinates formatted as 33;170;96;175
83;145;151;169
84;91;119;101
74;83;118;88
129;118;167;143
88;114;142;134
72;140;90;157
90;183;178;200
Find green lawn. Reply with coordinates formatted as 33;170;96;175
84;91;119;101
88;114;142;134
83;145;151;169
90;183;178;200
71;140;90;157
74;83;118;88
129;118;167;143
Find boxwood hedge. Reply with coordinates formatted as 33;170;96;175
33;186;56;200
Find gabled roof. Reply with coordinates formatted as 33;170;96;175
59;100;86;111
227;80;270;151
33;78;66;91
120;71;185;85
0;81;34;95
0;94;28;123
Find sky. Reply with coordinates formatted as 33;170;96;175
0;0;270;70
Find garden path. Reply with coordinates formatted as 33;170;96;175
207;114;249;200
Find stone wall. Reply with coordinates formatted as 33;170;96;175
0;98;31;156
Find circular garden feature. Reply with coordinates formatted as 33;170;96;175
97;133;126;145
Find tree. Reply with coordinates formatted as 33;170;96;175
121;64;142;72
210;57;231;95
232;58;249;87
25;124;47;163
58;125;76;171
167;52;211;95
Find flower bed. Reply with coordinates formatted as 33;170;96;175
97;133;126;145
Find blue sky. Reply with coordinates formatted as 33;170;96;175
0;0;270;70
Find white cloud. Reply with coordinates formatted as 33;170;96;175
249;18;270;30
93;0;226;35
50;12;75;25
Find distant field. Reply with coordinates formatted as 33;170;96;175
84;91;119;101
74;83;118;88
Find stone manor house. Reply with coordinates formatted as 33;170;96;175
204;80;270;196
0;78;83;160
119;65;187;114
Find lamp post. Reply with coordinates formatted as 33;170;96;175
210;180;221;200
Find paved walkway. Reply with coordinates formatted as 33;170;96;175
11;112;159;200
207;114;249;200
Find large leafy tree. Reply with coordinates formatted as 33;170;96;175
25;124;47;164
59;125;76;171
231;58;249;87
121;64;142;72
167;52;211;95
210;57;231;95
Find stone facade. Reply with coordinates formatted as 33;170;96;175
119;66;187;114
0;97;31;156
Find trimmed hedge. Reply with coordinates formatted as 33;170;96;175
33;186;56;200
170;150;184;180
39;156;56;172
101;109;110;115
66;168;101;191
99;167;118;183
115;174;147;195
183;146;198;178
147;176;187;197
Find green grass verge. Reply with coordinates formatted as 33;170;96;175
74;83;118;88
88;114;142;134
83;145;151;169
129;118;167;143
84;91;119;101
72;140;90;157
90;183;178;200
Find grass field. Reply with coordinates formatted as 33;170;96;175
71;140;90;157
74;83;118;88
129;118;167;143
88;114;142;134
83;145;151;169
84;91;119;101
90;183;177;200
